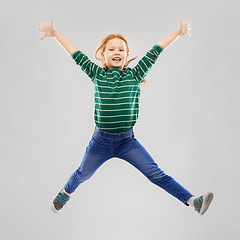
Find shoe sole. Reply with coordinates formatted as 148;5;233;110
199;192;214;215
51;202;59;213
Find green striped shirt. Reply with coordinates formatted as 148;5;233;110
71;44;164;133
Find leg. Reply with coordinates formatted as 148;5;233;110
116;137;194;205
64;135;113;194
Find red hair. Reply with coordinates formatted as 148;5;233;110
95;34;146;84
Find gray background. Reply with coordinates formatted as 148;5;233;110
1;0;239;239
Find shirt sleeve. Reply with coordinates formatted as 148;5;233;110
131;44;164;82
71;50;101;81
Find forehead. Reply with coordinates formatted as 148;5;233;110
106;38;126;48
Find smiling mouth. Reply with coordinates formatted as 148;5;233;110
112;57;121;62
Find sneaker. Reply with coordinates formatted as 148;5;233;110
51;188;71;213
194;192;214;215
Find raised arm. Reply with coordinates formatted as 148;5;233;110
54;30;79;55
157;17;192;49
38;19;101;81
131;44;164;83
38;18;79;55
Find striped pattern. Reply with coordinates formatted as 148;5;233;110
71;44;164;133
57;192;69;205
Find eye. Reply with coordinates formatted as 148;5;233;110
120;49;124;51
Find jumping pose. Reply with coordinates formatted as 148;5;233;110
38;18;214;216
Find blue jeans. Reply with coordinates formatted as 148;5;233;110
64;125;194;205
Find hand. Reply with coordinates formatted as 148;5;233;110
38;18;56;40
178;17;192;36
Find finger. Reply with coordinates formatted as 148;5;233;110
38;25;44;31
42;21;47;26
38;27;43;33
179;19;183;28
41;35;46;40
51;18;54;24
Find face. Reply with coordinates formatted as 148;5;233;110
101;38;129;70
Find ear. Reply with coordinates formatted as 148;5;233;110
100;52;105;62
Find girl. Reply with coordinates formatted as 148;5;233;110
38;18;214;216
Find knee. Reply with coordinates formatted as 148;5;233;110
73;169;92;183
148;169;172;183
